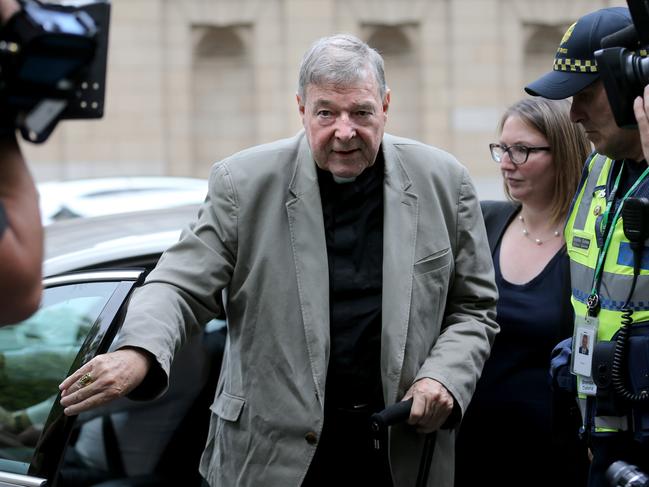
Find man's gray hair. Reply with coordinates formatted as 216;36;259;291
297;34;387;102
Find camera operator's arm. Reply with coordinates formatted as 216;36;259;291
0;134;42;325
0;0;43;325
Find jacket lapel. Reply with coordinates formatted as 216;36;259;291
285;135;330;406
381;137;418;404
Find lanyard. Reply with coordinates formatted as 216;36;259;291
587;161;649;316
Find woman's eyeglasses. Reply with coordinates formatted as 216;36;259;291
489;143;551;165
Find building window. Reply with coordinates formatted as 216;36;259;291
191;25;253;175
365;24;421;139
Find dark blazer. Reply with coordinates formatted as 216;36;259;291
480;200;519;253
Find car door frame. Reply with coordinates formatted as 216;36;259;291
0;269;145;487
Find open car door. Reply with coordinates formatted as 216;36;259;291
0;269;145;487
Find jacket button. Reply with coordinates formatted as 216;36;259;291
304;432;318;445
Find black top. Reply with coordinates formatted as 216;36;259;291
470;241;568;405
317;154;384;408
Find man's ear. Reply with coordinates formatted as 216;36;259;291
296;94;305;117
383;89;391;114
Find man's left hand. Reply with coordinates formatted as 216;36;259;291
403;378;454;434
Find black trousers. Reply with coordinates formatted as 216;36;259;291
302;405;393;487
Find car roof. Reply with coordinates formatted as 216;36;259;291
44;204;200;277
38;176;207;225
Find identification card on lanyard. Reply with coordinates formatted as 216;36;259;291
572;314;598;380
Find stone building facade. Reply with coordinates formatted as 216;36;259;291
25;0;625;198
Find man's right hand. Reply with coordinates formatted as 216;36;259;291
402;378;454;434
58;347;152;416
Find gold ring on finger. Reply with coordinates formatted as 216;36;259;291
78;373;95;388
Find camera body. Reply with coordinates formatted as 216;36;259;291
0;0;110;143
595;0;649;128
596;46;648;128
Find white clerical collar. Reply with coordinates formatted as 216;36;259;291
332;175;357;184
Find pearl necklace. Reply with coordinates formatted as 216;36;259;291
518;215;561;245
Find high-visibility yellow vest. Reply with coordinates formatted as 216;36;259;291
566;153;649;432
566;153;649;339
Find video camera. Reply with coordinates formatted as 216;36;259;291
595;0;649;128
0;0;110;143
607;461;649;487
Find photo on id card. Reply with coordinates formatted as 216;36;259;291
571;319;596;377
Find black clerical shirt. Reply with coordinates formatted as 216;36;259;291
317;153;384;409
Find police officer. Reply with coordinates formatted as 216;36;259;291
526;6;649;486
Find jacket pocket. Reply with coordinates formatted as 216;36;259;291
200;393;246;482
414;248;451;276
211;391;246;422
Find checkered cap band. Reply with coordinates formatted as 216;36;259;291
553;49;648;73
553;58;598;73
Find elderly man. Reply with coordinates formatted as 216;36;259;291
59;34;498;486
526;7;649;486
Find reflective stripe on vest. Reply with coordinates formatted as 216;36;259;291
577;397;629;431
571;154;609;231
571;261;649;308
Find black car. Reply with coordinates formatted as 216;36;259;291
0;205;225;487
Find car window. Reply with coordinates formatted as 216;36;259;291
0;281;121;476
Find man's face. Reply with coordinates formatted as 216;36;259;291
570;80;642;161
297;73;389;179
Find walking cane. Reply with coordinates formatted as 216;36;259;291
369;398;436;487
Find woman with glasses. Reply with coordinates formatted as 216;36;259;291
455;97;591;486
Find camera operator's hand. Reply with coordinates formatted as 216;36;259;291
0;134;43;325
0;0;20;24
633;85;649;163
403;377;454;434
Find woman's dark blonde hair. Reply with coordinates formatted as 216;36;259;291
498;97;591;226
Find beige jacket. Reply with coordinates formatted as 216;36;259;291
116;131;499;487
